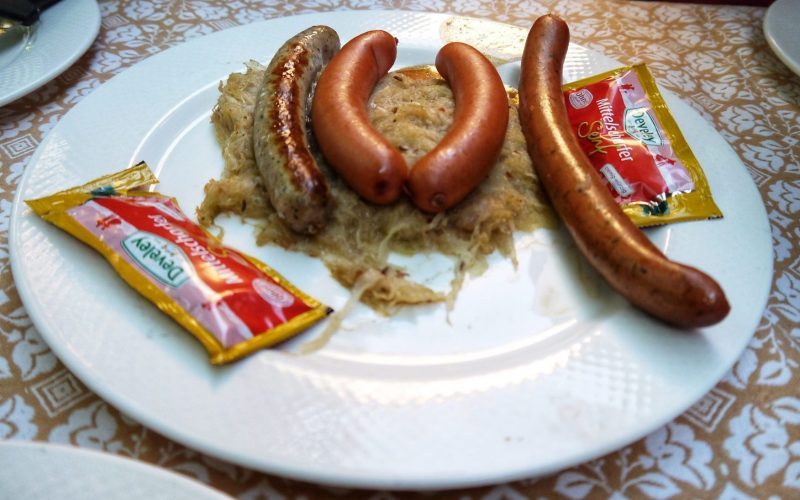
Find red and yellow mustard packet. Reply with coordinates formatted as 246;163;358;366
562;64;722;226
26;163;331;364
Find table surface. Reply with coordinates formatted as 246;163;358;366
1;0;798;498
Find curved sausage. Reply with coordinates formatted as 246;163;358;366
517;14;729;328
407;42;510;213
253;25;340;234
311;30;407;205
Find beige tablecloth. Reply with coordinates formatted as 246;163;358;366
1;0;798;497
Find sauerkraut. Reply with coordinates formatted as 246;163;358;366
198;62;554;314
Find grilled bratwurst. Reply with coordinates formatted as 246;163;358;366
253;26;340;234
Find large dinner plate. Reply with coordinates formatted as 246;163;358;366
9;11;772;490
0;0;100;106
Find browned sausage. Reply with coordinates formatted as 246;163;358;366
253;26;340;234
518;14;729;328
407;42;510;213
311;30;407;205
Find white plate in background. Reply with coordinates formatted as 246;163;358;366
763;0;800;76
9;11;772;490
0;0;100;106
0;441;231;499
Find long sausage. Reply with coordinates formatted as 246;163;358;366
253;25;340;234
518;14;730;328
311;30;407;205
407;42;510;213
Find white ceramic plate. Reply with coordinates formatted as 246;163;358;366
0;0;100;106
0;441;231;499
763;0;800;76
10;11;772;490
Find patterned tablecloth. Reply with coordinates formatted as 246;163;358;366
1;0;798;498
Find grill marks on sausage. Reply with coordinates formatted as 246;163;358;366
269;45;328;199
253;25;339;234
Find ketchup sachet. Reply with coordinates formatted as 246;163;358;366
563;64;722;226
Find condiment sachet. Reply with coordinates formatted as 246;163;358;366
26;163;331;364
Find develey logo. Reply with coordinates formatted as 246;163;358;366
122;231;190;288
623;107;663;146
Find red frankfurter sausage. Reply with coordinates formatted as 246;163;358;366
407;42;510;213
311;30;407;205
518;14;730;328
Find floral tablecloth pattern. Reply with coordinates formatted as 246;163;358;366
1;0;798;498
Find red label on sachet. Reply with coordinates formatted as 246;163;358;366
563;66;694;206
73;195;315;348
